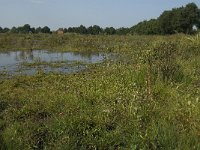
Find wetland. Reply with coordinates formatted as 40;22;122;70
0;33;200;149
0;50;108;76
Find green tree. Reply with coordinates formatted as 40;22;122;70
88;25;102;35
2;28;10;33
63;28;68;33
159;3;200;34
30;27;35;33
23;24;31;33
159;10;174;34
131;19;160;35
183;3;200;33
10;27;18;33
116;27;130;35
41;26;51;33
131;2;200;35
16;24;31;33
0;27;3;33
67;27;73;33
78;25;87;34
104;27;116;35
35;27;42;33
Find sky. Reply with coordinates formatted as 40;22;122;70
0;0;200;30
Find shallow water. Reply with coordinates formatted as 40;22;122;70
0;50;107;75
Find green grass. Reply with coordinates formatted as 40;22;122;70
0;33;161;52
0;33;200;149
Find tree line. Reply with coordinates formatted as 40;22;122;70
0;3;199;35
131;3;200;34
0;24;130;35
61;25;130;35
0;25;51;34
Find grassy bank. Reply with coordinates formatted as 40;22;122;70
0;33;165;52
0;33;200;149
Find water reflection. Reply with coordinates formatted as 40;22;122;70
0;50;107;75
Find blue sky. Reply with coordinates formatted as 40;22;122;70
0;0;200;30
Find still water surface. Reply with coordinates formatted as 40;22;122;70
0;50;107;75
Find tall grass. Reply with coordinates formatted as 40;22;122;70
0;34;200;149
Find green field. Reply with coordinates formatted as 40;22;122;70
0;33;200;149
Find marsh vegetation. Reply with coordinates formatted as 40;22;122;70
0;32;200;149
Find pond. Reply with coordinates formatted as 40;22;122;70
0;50;108;76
